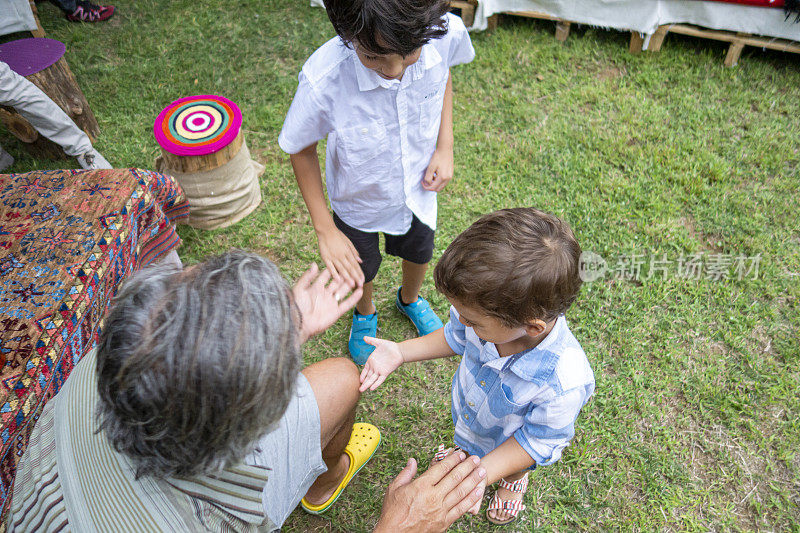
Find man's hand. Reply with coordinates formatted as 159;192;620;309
359;337;404;392
431;448;487;516
422;147;454;192
317;226;365;287
292;263;363;343
373;451;486;533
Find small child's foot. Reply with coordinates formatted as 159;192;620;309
486;474;528;525
348;309;377;365
395;288;443;336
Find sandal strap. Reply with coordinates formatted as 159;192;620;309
432;443;462;462
498;474;529;493
488;492;526;514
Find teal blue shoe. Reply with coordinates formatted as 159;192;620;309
349;310;378;365
395;288;444;337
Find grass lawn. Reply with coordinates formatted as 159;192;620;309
3;1;799;530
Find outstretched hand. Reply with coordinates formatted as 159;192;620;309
373;451;486;533
292;263;363;344
359;337;404;392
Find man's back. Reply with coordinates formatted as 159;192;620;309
8;349;276;532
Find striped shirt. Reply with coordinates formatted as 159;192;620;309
444;307;595;466
7;348;277;532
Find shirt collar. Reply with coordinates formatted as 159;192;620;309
352;41;443;92
501;316;567;383
167;465;271;526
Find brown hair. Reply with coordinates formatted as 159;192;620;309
324;0;450;57
434;208;582;326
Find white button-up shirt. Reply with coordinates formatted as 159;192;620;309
278;13;475;234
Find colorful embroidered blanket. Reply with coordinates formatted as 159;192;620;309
0;168;188;524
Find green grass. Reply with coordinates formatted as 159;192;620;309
3;3;800;530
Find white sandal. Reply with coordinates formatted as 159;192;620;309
486;474;529;525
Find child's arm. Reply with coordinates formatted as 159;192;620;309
359;327;457;392
422;72;454;192
290;143;365;287
480;438;536;486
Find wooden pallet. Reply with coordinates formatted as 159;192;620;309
450;0;479;28
631;24;800;66
484;10;573;41
450;2;800;66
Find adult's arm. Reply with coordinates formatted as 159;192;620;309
373;451;485;533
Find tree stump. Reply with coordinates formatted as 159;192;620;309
153;95;264;230
0;38;100;159
0;106;64;159
27;57;100;142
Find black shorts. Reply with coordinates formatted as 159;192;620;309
333;212;435;284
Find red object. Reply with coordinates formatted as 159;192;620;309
66;2;115;22
703;0;784;7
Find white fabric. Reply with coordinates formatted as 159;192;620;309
279;12;475;234
0;61;93;157
0;0;37;36
466;0;800;43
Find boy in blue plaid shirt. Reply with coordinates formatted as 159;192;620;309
359;208;595;525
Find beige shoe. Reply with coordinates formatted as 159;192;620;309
77;148;112;169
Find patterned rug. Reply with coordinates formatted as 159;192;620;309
0;168;189;525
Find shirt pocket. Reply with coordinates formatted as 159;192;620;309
484;381;528;419
336;119;387;169
418;93;444;141
417;76;448;140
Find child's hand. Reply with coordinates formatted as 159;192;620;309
317;227;365;287
359;337;404;391
422;147;454;192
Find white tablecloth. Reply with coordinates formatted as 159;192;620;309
470;0;800;43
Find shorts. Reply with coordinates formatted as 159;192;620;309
245;373;327;527
333;212;435;283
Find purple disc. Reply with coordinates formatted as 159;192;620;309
0;38;66;77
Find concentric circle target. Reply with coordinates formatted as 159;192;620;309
153;95;242;156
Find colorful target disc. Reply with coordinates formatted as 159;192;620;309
153;95;242;156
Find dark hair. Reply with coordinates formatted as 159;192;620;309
96;251;300;478
325;0;450;57
434;208;582;326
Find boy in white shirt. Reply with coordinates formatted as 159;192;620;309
279;0;475;364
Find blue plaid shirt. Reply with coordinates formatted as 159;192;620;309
444;307;595;466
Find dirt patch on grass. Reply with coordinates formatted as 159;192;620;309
596;66;625;81
678;214;724;252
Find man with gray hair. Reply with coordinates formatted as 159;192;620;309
8;251;485;532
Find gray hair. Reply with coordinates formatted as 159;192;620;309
97;251;300;479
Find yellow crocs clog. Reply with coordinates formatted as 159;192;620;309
300;422;380;515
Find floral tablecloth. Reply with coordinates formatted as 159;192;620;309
0;168;188;523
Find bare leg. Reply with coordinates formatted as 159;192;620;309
487;469;528;522
301;358;361;504
356;281;375;315
399;260;428;305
